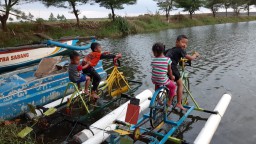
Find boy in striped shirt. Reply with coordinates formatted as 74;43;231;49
151;42;176;107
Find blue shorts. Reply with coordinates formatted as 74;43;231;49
76;74;87;83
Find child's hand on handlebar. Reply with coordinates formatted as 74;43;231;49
194;52;200;57
115;53;122;59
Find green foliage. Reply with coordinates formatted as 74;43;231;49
243;0;256;15
48;13;57;21
154;0;174;21
230;0;246;16
1;15;256;48
9;17;14;21
221;0;231;16
95;0;136;10
36;18;45;23
83;15;87;20
108;13;112;19
113;16;130;35
95;0;137;21
57;14;67;21
204;0;222;17
28;12;34;20
0;0;36;31
175;0;204;19
0;124;35;144
42;0;89;25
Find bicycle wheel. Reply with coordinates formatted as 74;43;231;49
150;87;168;128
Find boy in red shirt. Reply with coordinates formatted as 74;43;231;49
82;42;122;99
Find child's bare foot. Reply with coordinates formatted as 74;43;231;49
176;103;186;111
91;93;99;99
83;89;90;95
167;101;172;107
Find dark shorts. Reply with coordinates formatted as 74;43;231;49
172;66;181;82
76;74;87;83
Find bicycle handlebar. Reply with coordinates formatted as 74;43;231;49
179;58;191;67
113;59;121;67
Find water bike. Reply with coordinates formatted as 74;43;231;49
17;59;142;139
108;58;231;144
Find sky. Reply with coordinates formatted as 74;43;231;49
3;0;255;20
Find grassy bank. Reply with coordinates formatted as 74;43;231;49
0;123;35;144
1;14;256;47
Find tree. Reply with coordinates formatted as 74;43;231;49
0;0;21;31
154;0;174;22
205;0;222;18
9;17;14;21
57;14;61;19
61;14;66;21
36;17;45;24
222;0;231;17
42;0;89;26
175;0;204;19
95;0;137;21
83;15;87;20
244;0;256;16
48;12;57;21
28;12;34;20
57;14;66;21
230;0;245;16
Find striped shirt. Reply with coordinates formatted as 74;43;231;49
151;57;172;85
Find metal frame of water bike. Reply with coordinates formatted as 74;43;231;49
61;59;142;115
109;58;218;144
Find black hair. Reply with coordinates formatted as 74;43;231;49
69;51;80;60
176;35;188;41
91;42;101;52
152;42;165;56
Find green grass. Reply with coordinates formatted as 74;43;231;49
0;124;35;144
1;14;256;47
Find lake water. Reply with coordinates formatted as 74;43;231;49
98;21;256;143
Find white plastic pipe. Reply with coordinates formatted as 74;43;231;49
73;89;154;143
194;94;232;144
82;100;151;144
25;91;81;119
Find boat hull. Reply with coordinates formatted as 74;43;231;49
0;40;77;72
0;61;107;120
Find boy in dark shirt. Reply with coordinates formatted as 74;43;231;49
165;35;199;110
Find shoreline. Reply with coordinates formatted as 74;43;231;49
1;14;256;48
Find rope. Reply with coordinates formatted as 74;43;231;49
64;121;78;143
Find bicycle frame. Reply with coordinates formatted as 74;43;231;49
180;58;214;112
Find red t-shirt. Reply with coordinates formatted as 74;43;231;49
85;52;102;67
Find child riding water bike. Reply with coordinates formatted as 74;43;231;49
68;51;91;95
151;42;176;107
82;42;122;99
165;35;200;110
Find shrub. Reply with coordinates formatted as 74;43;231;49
114;16;130;35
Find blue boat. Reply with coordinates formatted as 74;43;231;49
0;58;107;120
0;38;95;72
